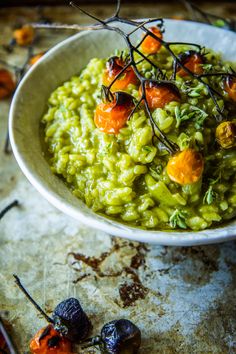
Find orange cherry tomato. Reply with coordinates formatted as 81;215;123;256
140;81;180;110
224;76;236;101
102;56;138;90
176;51;204;77
140;26;163;55
30;325;73;354
171;15;185;20
13;25;34;46
167;148;204;185
0;69;16;99
94;91;134;134
29;52;45;66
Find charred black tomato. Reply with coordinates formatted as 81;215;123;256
82;319;141;354
53;297;91;341
13;275;92;343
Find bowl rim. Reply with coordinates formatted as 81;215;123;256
9;19;236;245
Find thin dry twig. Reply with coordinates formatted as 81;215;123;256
2;0;235;154
0;200;19;221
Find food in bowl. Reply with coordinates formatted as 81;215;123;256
41;23;236;231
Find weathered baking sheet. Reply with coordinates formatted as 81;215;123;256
1;5;236;353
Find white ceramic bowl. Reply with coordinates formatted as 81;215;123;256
9;19;236;245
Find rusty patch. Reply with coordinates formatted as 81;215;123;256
130;244;149;269
69;239;149;279
68;238;150;305
69;251;109;271
119;281;148;307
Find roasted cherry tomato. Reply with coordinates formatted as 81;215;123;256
94;91;135;134
140;81;180;110
82;319;141;354
102;56;138;90
167;148;204;185
0;69;16;99
14;275;92;348
100;319;141;354
29;52;45;66
30;325;72;354
53;297;91;342
13;25;34;46
171;15;185;20
140;26;163;54
176;51;204;77
216;121;236;149
224;76;236;101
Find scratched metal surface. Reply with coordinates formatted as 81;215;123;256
1;4;236;353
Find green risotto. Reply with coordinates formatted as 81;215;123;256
42;43;236;231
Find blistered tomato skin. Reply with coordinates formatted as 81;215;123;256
224;76;236;101
94;92;135;134
167;149;204;185
102;56;138;91
0;69;16;99
216;121;236;149
140;81;181;110
53;297;92;342
30;325;72;354
140;26;163;55
176;51;204;77
100;319;141;354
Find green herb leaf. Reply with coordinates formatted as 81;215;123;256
175;106;192;128
175;105;208;129
203;174;220;204
186;87;202;97
203;186;217;205
191;106;208;129
169;209;188;229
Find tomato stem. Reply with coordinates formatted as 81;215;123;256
63;0;234;151
13;275;54;324
4;0;234;154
